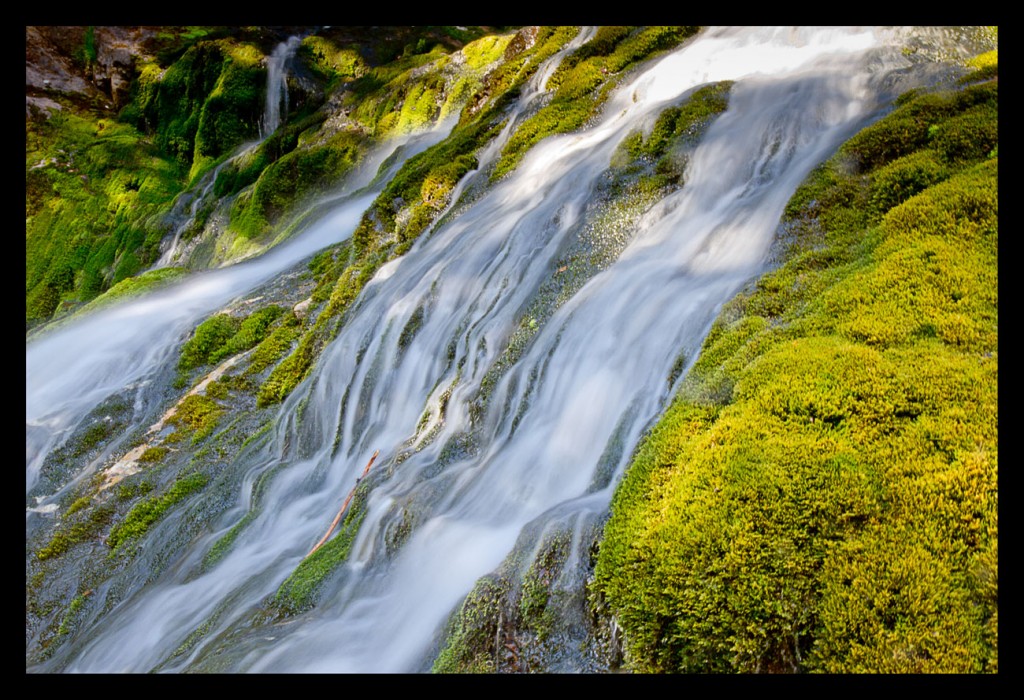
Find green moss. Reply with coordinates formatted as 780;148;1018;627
74;421;114;456
107;472;209;550
245;313;302;375
167;394;224;443
57;593;88;638
26;107;185;328
256;334;315;408
178;313;240;373
138;446;169;463
117;479;155;501
65;495;92;517
463;33;513;70
210;305;286;364
299;36;366;86
433;576;509;673
867;150;949;217
79;267;187;312
229;130;365;240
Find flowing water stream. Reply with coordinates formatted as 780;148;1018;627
27;27;962;672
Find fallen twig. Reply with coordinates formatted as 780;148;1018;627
305;450;379;559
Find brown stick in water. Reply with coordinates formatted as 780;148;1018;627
305;450;379;559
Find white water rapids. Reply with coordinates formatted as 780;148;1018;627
27;27;926;672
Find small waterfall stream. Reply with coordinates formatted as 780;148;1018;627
261;35;302;140
27;27;942;673
154;35;302;268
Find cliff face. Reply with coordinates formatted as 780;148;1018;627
27;26;161;113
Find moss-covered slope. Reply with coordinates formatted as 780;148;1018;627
593;62;998;674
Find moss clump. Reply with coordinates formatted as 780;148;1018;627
178;305;286;380
178;314;241;372
245;312;302;376
228;130;365;240
117;479;155;501
106;472;209;550
256;332;316;408
138;446;169;463
56;592;89;638
167;394;224;443
64;495;93;517
867;150;949;217
299;35;367;87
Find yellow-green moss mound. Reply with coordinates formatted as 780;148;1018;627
593;67;997;674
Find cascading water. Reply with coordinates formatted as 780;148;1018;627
26;124;454;498
261;36;302;140
28;27;940;673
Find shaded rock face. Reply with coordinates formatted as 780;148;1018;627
25;26;161;115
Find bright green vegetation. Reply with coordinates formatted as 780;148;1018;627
593;68;997;673
26;111;183;327
178;314;241;372
117;479;155;501
121;38;265;181
245;312;303;376
166;394;224;443
227;129;365;241
273;487;369;614
65;495;92;517
178;305;285;375
76;267;187;317
299;35;367;88
26;30;271;330
106;472;209;550
56;593;88;638
138;446;169;463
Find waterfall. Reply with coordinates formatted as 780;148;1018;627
26;123;455;498
27;27;927;673
261;35;302;140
